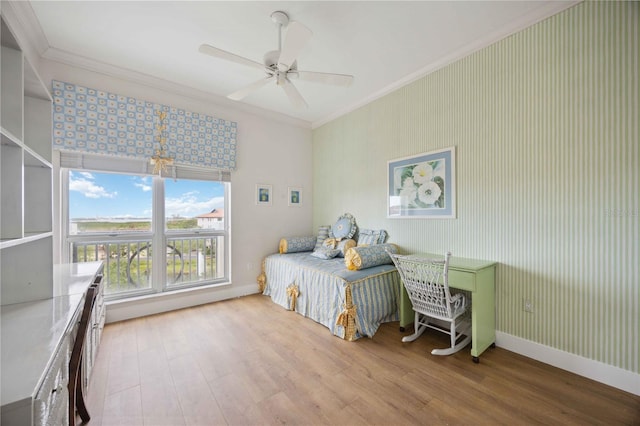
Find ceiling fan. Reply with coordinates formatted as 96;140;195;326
199;11;354;109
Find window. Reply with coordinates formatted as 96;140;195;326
62;158;230;300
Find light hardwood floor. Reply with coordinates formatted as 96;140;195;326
86;294;640;425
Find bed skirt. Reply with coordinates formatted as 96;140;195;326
261;252;401;340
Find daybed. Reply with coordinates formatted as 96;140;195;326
258;214;401;341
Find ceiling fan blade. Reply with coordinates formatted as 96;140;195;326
289;70;354;87
199;44;265;71
277;21;313;72
227;75;276;101
281;78;308;109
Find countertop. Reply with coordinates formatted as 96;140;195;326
1;261;103;408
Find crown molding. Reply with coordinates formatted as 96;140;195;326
3;0;49;57
7;0;310;130
312;0;581;129
42;46;311;129
7;0;579;131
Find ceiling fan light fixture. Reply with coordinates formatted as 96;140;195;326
199;10;354;109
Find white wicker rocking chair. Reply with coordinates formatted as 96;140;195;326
389;251;471;356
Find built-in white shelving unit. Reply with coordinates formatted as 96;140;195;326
1;14;54;305
1;10;105;426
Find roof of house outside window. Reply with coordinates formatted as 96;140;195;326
197;209;224;219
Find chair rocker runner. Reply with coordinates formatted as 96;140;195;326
389;251;471;356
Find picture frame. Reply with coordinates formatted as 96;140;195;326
287;187;302;206
387;146;456;219
256;184;272;205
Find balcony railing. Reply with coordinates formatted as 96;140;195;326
72;236;225;296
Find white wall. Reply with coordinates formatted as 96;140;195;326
38;59;314;321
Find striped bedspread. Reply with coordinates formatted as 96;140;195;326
263;252;401;340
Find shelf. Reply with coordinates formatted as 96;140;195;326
1;133;23;241
1;236;54;304
23;143;52;168
1;10;63;425
0;125;21;146
0;45;23;140
24;155;53;235
24;96;53;162
0;232;53;250
0;13;54;306
24;56;52;162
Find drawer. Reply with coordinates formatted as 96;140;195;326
96;308;106;345
34;336;69;426
448;270;476;292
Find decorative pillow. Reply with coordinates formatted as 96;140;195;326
279;236;316;254
357;229;388;246
344;244;398;271
329;213;357;240
311;246;341;260
323;238;356;257
314;225;331;251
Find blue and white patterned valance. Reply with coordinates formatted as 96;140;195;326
52;80;237;170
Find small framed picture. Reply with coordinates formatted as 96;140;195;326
256;184;272;205
288;187;302;206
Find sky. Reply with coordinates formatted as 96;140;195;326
69;171;224;219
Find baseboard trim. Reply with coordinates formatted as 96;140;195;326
105;283;260;323
496;331;640;396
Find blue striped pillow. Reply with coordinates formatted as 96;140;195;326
357;229;387;246
314;225;331;251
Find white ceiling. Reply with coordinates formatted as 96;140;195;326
23;1;576;128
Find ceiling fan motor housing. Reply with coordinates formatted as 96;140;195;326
264;50;296;71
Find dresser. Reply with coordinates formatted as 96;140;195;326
1;262;104;425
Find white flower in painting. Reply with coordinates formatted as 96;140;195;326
417;181;442;205
402;176;415;189
399;177;418;206
412;162;433;184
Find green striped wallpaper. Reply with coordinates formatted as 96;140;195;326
312;1;638;373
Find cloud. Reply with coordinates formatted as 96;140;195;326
165;193;224;218
69;174;117;199
132;176;152;192
134;182;152;192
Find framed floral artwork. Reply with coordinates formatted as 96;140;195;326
288;187;302;206
256;184;272;205
387;147;456;218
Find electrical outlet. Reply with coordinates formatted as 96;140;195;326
523;299;533;313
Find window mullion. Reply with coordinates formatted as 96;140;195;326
60;168;70;263
151;176;166;292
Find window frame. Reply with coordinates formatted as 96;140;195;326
60;155;230;301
